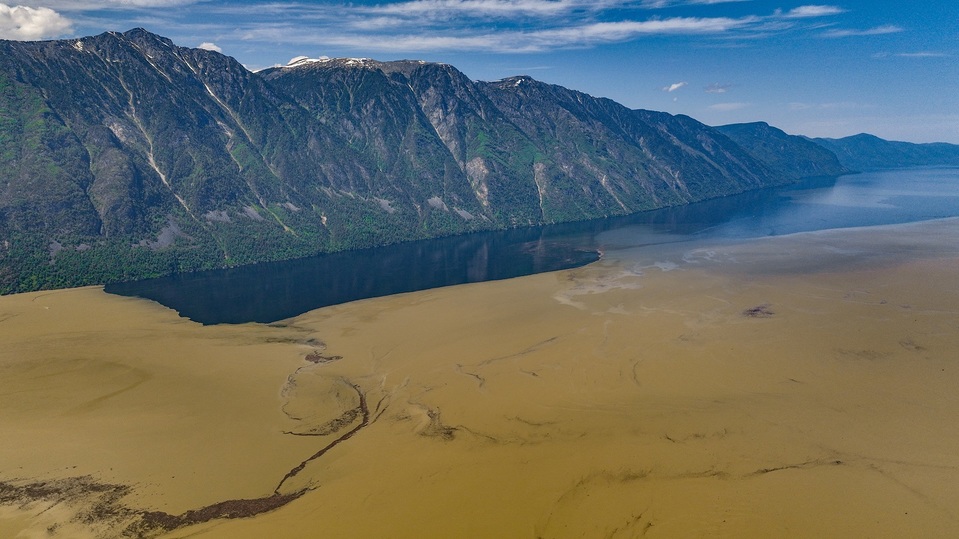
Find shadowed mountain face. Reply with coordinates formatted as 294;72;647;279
0;29;854;293
810;133;959;171
716;122;850;179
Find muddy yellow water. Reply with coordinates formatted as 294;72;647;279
2;220;958;538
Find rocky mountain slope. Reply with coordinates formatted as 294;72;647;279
0;29;853;293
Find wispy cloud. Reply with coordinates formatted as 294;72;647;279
256;1;851;53
0;0;904;57
704;82;732;93
663;81;688;92
783;5;845;19
873;50;949;59
233;14;760;53
357;0;609;18
641;0;750;8
529;16;758;42
897;51;947;58
15;0;201;9
0;3;73;40
101;0;199;5
822;24;903;38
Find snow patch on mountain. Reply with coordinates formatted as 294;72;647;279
285;55;330;67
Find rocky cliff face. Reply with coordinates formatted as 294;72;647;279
475;77;785;223
0;29;842;293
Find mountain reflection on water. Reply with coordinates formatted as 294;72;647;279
106;168;959;324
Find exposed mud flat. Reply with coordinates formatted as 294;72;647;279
2;219;958;538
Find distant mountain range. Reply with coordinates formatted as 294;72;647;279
1;29;957;294
810;133;959;171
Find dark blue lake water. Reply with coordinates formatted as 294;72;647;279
105;168;959;324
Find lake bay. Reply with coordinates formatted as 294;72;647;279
106;167;959;324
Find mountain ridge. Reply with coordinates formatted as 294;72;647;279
0;28;952;294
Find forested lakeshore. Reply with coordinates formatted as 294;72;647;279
0;198;488;294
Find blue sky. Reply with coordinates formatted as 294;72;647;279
1;1;957;143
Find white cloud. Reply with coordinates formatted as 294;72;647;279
0;3;72;40
709;102;748;111
783;5;845;19
822;24;903;38
197;41;222;52
663;81;687;92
